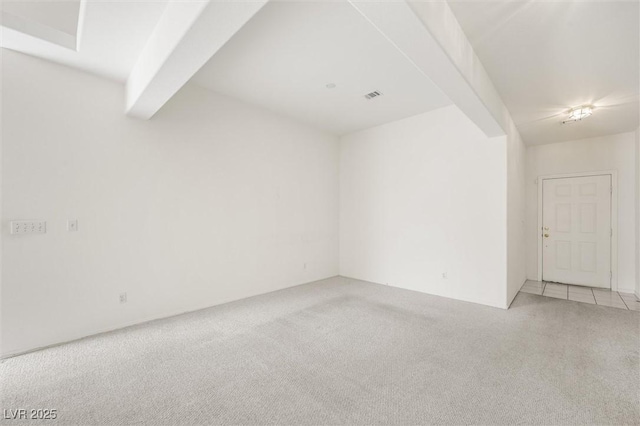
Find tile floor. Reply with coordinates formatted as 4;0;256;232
520;280;640;311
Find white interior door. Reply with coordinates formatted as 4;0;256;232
542;175;611;288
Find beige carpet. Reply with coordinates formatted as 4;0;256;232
1;277;638;425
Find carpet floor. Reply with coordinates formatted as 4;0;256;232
1;277;638;425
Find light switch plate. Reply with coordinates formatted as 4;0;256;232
11;220;46;235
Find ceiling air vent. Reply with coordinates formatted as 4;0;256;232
364;91;382;100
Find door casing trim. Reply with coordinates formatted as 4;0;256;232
536;170;618;290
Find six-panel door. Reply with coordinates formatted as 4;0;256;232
542;175;611;288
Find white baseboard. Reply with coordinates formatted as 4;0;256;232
1;275;340;359
338;275;508;309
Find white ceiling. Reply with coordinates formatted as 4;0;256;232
6;0;635;143
1;0;168;81
449;0;639;145
3;0;81;36
191;1;452;135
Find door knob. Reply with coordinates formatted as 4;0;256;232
544;234;549;238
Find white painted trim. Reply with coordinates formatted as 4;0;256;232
536;170;618;290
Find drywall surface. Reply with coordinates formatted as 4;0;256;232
636;127;639;296
525;132;637;292
407;0;527;306
0;54;3;356
1;50;339;356
407;0;509;136
506;120;527;306
339;105;508;308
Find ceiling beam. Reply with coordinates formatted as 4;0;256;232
349;0;507;137
125;0;268;120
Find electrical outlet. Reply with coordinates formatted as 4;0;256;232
10;221;46;235
442;272;448;279
67;219;78;232
119;293;127;304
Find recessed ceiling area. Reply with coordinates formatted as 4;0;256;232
2;0;81;36
191;1;452;135
449;0;639;145
1;0;168;81
2;0;82;50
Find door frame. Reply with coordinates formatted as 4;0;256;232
536;170;618;290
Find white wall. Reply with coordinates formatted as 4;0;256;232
339;105;508;308
1;50;339;357
636;127;639;296
506;121;527;305
525;132;637;292
409;0;527;306
0;51;4;357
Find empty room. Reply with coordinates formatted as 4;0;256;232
1;0;638;424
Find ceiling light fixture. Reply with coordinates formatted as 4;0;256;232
562;105;593;124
